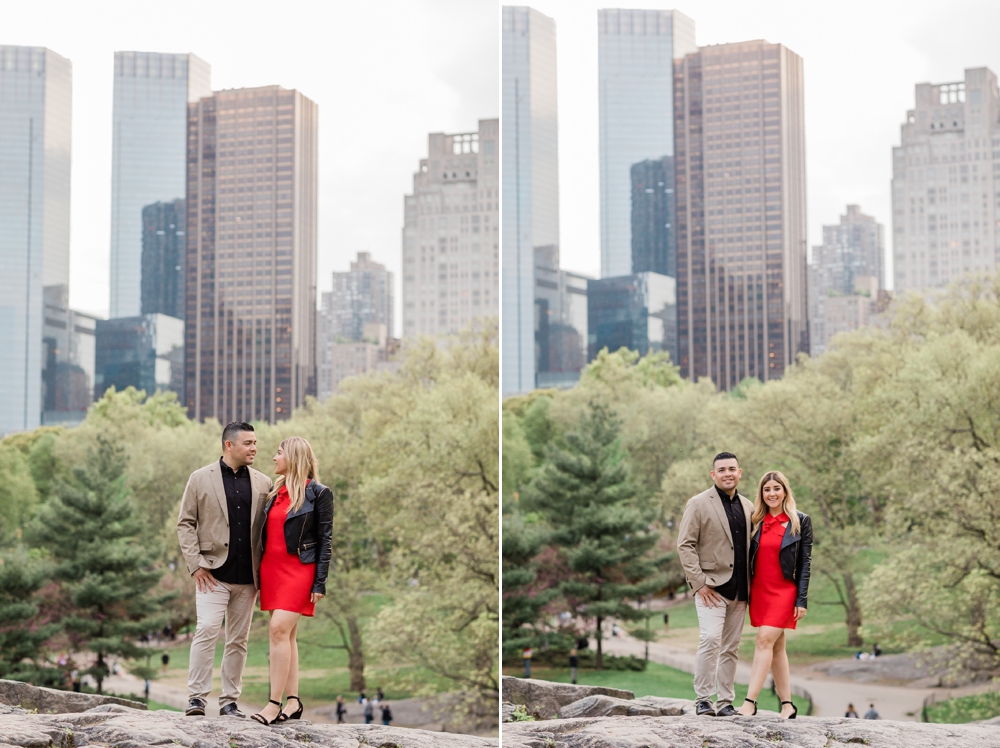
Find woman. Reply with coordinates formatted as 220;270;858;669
250;437;333;726
736;470;812;719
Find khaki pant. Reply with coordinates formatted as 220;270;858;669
188;581;257;707
693;595;747;707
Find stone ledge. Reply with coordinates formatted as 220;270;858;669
0;680;145;714
501;676;634;720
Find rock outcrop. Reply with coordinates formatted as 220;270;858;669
501;676;634;720
0;701;495;748
0;679;145;713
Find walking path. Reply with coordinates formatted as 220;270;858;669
600;635;942;721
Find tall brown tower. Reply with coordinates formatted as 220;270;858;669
673;41;807;390
185;85;318;423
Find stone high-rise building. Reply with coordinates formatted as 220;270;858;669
320;252;393;343
110;52;211;318
402;119;499;338
0;46;72;433
892;68;1000;293
673;40;807;390
502;6;559;394
598;8;695;278
809;205;885;356
185;86;318;424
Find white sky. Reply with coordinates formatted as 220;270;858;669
527;0;1000;289
1;0;498;328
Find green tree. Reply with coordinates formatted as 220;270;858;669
501;510;557;657
525;402;664;669
31;436;173;693
0;445;41;541
0;548;60;683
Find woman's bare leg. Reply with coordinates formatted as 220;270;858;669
281;621;301;718
736;626;783;715
771;631;795;717
259;610;301;721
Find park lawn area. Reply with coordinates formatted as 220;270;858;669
520;663;809;716
926;691;1000;724
160;609;452;704
146;699;180;712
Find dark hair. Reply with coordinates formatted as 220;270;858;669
222;421;254;448
713;451;739;466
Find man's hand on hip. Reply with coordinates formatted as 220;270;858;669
193;568;218;593
696;585;725;608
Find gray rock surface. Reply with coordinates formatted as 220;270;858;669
557;695;661;719
501;676;633;720
0;707;496;748
0;679;145;714
631;695;696;716
810;645;998;687
502;714;1000;748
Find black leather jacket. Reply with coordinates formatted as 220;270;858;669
749;510;813;609
261;480;334;595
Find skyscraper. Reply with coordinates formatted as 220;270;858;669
0;45;72;434
110;52;210;318
631;156;677;277
673;40;807;390
534;246;589;388
185;86;318;424
141;199;186;319
502;6;559;395
892;68;1000;293
809;205;885;356
320;252;394;342
401;119;499;338
599;8;695;278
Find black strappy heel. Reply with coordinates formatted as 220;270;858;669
250;699;283;725
739;697;757;716
276;695;304;722
781;700;797;719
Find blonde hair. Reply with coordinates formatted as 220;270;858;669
269;436;319;513
751;470;801;536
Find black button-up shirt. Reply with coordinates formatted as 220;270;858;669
713;485;749;602
213;458;254;585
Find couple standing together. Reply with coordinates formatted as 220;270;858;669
176;422;334;726
677;452;813;718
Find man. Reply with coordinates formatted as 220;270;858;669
676;452;753;717
335;695;347;723
363;697;374;724
380;701;393;726
177;421;273;718
864;703;880;719
569;647;579;685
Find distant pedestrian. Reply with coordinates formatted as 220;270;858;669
363;698;374;724
380;702;393;725
864;703;879;720
845;703;858;718
71;670;80;692
611;623;621;638
358;690;366;704
144;679;151;701
872;643;882;658
161;652;170;672
522;647;532;678
335;695;346;723
376;687;384;702
569;648;579;685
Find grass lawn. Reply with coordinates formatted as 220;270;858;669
159;609;452;704
520;663;810;716
926;691;1000;724
146;699;180;712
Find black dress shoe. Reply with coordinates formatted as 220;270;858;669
220;703;245;718
696;700;716;716
185;698;207;716
715;704;739;717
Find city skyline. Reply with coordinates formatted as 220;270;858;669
1;0;498;334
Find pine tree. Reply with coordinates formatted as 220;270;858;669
31;436;173;693
525;401;664;670
501;510;557;657
0;548;60;684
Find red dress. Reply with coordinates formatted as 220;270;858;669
259;484;316;617
749;512;798;629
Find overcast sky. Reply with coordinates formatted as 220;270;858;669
1;0;497;325
527;0;1000;289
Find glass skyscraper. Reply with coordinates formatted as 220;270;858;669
587;272;677;362
110;52;210;318
0;46;72;434
94;314;184;401
598;9;695;279
141;199;186;319
631;156;677;277
502;6;560;395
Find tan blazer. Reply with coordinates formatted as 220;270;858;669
176;460;273;588
676;486;753;593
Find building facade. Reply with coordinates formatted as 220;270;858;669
502;6;559;394
809;205;885;356
631;156;677;277
402;119;499;338
185;86;318;424
141;199;186;319
673;40;808;390
892;68;1000;293
42;285;97;426
320;251;393;343
95;314;184;401
317;322;395;400
534;246;589;388
0;46;72;434
110;52;211;318
587;272;677;362
599;8;695;278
